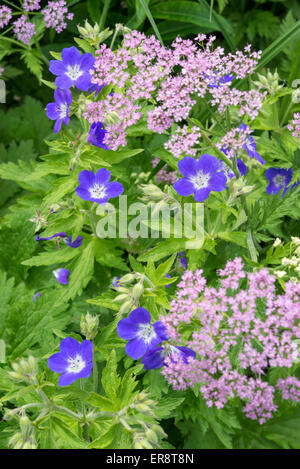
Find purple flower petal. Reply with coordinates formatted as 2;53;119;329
95;168;111;185
75;187;92;201
53;118;63;133
49;60;66;76
79;53;95;71
153;321;169;341
46;103;60;120
173;178;195;196
178;156;198;177
117;318;140;340
59;337;80;358
58;372;79;387
208;172;227;192
128;307;151;325
48;353;68;373
75;74;92;91
193;187;211;202
78;170;95;187
77;362;93;379
55;74;73;90
61;46;81;66
80;340;93;362
105;181;124;198
141;347;164;370
197;153;218;174
125;337;148;359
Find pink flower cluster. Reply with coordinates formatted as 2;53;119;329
161;259;300;423
152;157;177;184
277;377;300;402
23;0;41;11
85;31;265;151
288;113;300;141
42;0;73;34
216;125;251;158
164;126;201;158
0;5;12;28
13;14;35;45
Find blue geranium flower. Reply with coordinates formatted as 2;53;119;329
178;252;188;269
49;46;95;91
265;167;293;195
141;344;196;370
173;154;227;202
117;307;169;359
36;232;82;248
218;149;247;179
240;123;265;165
48;337;93;387
208;73;235;88
86;122;109;150
75;168;124;205
112;277;121;288
282;181;299;198
46;88;72;133
53;268;70;285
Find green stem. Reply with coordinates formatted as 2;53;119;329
89;203;97;236
2;0;23;11
99;0;111;31
92;349;98;393
52;404;83;422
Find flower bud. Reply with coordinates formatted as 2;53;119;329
132;283;144;300
119;300;134;316
113;293;130;303
139;184;165;202
119;273;136;284
80;313;99;340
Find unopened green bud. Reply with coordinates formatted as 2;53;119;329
119;300;134;316
139;438;153;449
119;273;136;284
145;428;159;445
19;415;31;436
113;293;130;303
132;283;144;300
80;313;99;340
140;184;165;202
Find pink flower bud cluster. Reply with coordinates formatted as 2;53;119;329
0;5;12;29
161;259;300;423
287;113;300;141
164;125;201;158
23;0;41;11
13;14;35;45
85;31;265;151
151;157;177;184
42;0;74;34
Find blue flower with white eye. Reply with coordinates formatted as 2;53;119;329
48;337;93;387
173;154;227;202
49;46;95;91
46;88;72;134
53;268;70;285
141;344;196;370
117;308;169;360
75;168;124;205
265;167;293;196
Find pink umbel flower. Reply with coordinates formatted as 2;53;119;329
164;126;201;158
42;0;74;34
151;158;177;184
86;31;265;151
13;15;35;45
161;260;300;423
287;113;300;141
23;0;41;11
0;5;12;29
277;377;300;402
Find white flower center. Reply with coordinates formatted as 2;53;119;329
67;354;85;373
89;184;106;199
190;171;210;190
65;64;83;81
246;137;256;152
59;104;68;119
137;323;156;344
274;174;286;187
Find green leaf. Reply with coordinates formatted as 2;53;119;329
21;50;43;81
101;349;121;400
22;246;81;267
86;393;116;411
218;231;248;248
138;239;188;262
139;0;164;45
74;37;95;54
155;397;185;419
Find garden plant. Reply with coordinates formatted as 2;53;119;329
0;0;300;451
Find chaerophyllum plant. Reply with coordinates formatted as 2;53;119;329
1;21;300;450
